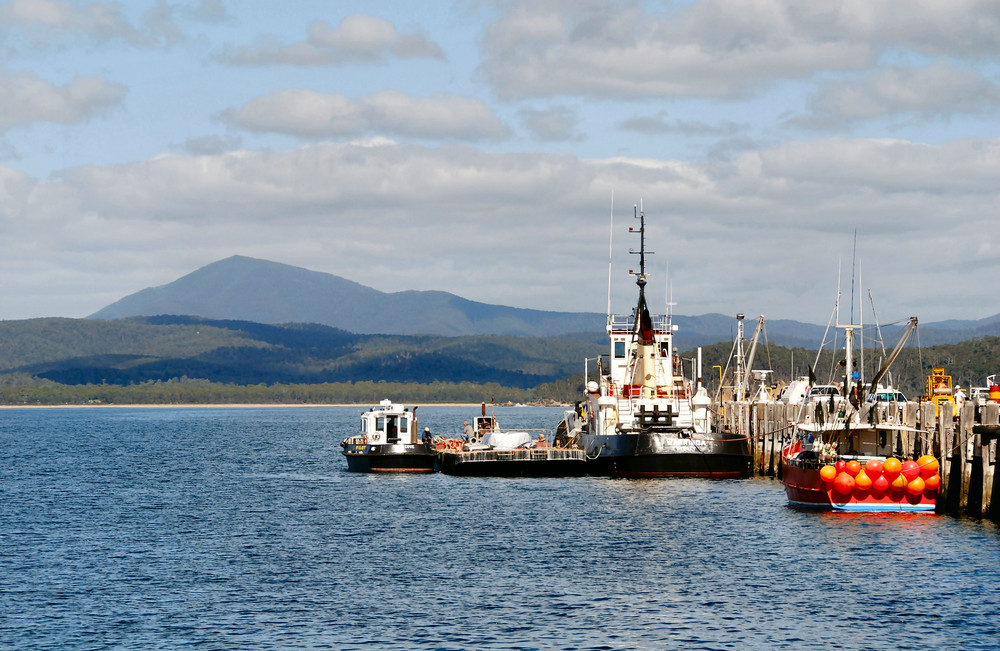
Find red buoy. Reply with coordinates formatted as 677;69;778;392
901;460;920;481
917;454;939;479
882;457;902;480
834;472;855;495
864;459;883;479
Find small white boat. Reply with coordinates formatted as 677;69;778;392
341;399;435;473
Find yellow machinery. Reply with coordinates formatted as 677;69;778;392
924;367;956;417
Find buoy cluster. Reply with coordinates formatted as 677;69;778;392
820;455;940;498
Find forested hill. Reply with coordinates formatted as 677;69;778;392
0;315;997;405
0;316;603;389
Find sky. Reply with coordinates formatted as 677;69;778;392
1;0;999;327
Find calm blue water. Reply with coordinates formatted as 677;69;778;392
2;405;999;650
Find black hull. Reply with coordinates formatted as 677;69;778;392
580;430;751;478
342;443;436;473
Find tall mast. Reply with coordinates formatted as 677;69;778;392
629;204;652;290
628;205;657;399
735;313;746;401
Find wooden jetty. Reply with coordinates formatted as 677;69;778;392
721;400;1000;522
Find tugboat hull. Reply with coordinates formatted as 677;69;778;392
342;443;436;473
582;431;752;478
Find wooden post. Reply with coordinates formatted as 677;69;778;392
977;404;999;522
756;403;765;477
932;401;955;515
943;401;970;516
751;402;761;476
766;403;777;477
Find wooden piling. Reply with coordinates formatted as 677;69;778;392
975;404;999;522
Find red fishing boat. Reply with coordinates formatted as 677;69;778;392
780;316;938;512
781;438;938;512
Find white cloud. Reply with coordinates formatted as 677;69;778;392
221;90;364;137
518;105;582;141
791;62;1000;129
176;134;244;156
219;13;444;66
0;137;996;321
360;91;510;140
618;111;748;138
0;73;127;132
0;0;227;48
479;0;1000;99
221;89;510;141
3;1;1000;325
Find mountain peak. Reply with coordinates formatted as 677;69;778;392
88;256;603;336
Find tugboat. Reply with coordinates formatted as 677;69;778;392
563;206;752;478
780;317;939;512
341;399;435;473
436;404;587;477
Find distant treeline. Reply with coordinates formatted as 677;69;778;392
0;377;584;407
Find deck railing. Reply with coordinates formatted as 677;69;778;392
441;448;586;463
608;313;671;333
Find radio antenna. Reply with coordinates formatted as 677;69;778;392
606;190;614;323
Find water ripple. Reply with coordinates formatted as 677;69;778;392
1;406;999;649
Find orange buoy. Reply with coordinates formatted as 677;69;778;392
901;459;920;481
855;470;873;491
845;460;862;477
917;454;939;479
990;384;1000;403
834;472;855;495
819;465;837;483
864;459;883;479
925;473;941;491
891;473;908;491
907;476;926;495
882;457;902;479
